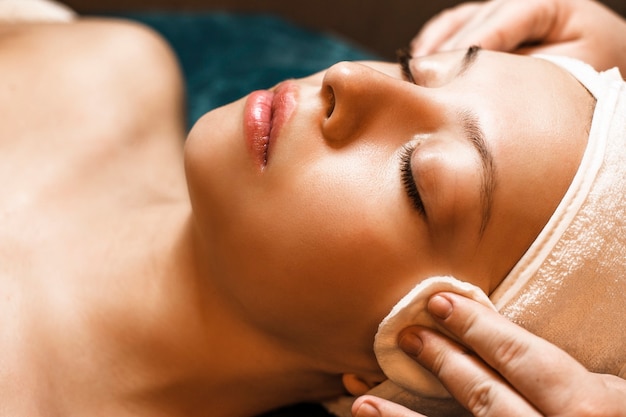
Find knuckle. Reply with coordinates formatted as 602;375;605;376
489;28;514;48
429;346;451;377
490;335;528;370
462;378;496;417
565;381;624;417
456;307;482;338
568;398;609;417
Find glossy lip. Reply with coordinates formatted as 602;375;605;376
243;81;297;172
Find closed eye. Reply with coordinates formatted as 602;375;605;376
400;143;426;216
397;47;414;83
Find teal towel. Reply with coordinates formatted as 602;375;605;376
118;11;378;129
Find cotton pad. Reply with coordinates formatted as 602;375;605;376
374;276;496;398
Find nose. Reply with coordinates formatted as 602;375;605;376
321;61;446;146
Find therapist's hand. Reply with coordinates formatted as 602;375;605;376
410;0;626;74
352;292;626;417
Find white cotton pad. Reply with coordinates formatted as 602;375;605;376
374;276;496;398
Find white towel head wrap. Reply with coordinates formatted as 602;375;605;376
326;56;626;417
491;55;626;378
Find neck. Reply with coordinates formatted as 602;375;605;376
131;212;345;416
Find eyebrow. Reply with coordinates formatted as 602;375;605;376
459;46;495;236
458;109;495;236
459;45;481;76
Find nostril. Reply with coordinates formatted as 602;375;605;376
325;85;335;118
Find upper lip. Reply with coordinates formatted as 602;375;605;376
266;82;298;168
243;81;298;171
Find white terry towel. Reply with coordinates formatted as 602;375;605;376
0;0;76;22
491;56;626;380
326;57;626;417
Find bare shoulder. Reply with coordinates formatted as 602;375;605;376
0;18;186;149
0;17;183;93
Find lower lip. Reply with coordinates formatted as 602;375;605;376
243;81;297;171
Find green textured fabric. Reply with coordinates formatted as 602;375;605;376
118;11;378;129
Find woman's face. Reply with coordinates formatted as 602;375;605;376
184;50;593;376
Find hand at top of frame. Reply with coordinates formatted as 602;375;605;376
410;0;626;75
351;292;626;417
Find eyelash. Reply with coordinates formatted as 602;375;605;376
397;47;414;83
400;143;426;216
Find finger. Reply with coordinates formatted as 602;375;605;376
438;0;558;52
352;395;427;417
400;327;541;417
426;292;592;415
411;3;482;56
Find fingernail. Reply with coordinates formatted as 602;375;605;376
428;294;453;320
354;402;381;417
399;332;423;357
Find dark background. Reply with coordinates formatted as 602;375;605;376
62;0;626;59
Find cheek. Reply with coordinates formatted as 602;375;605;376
215;151;426;322
249;152;403;279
